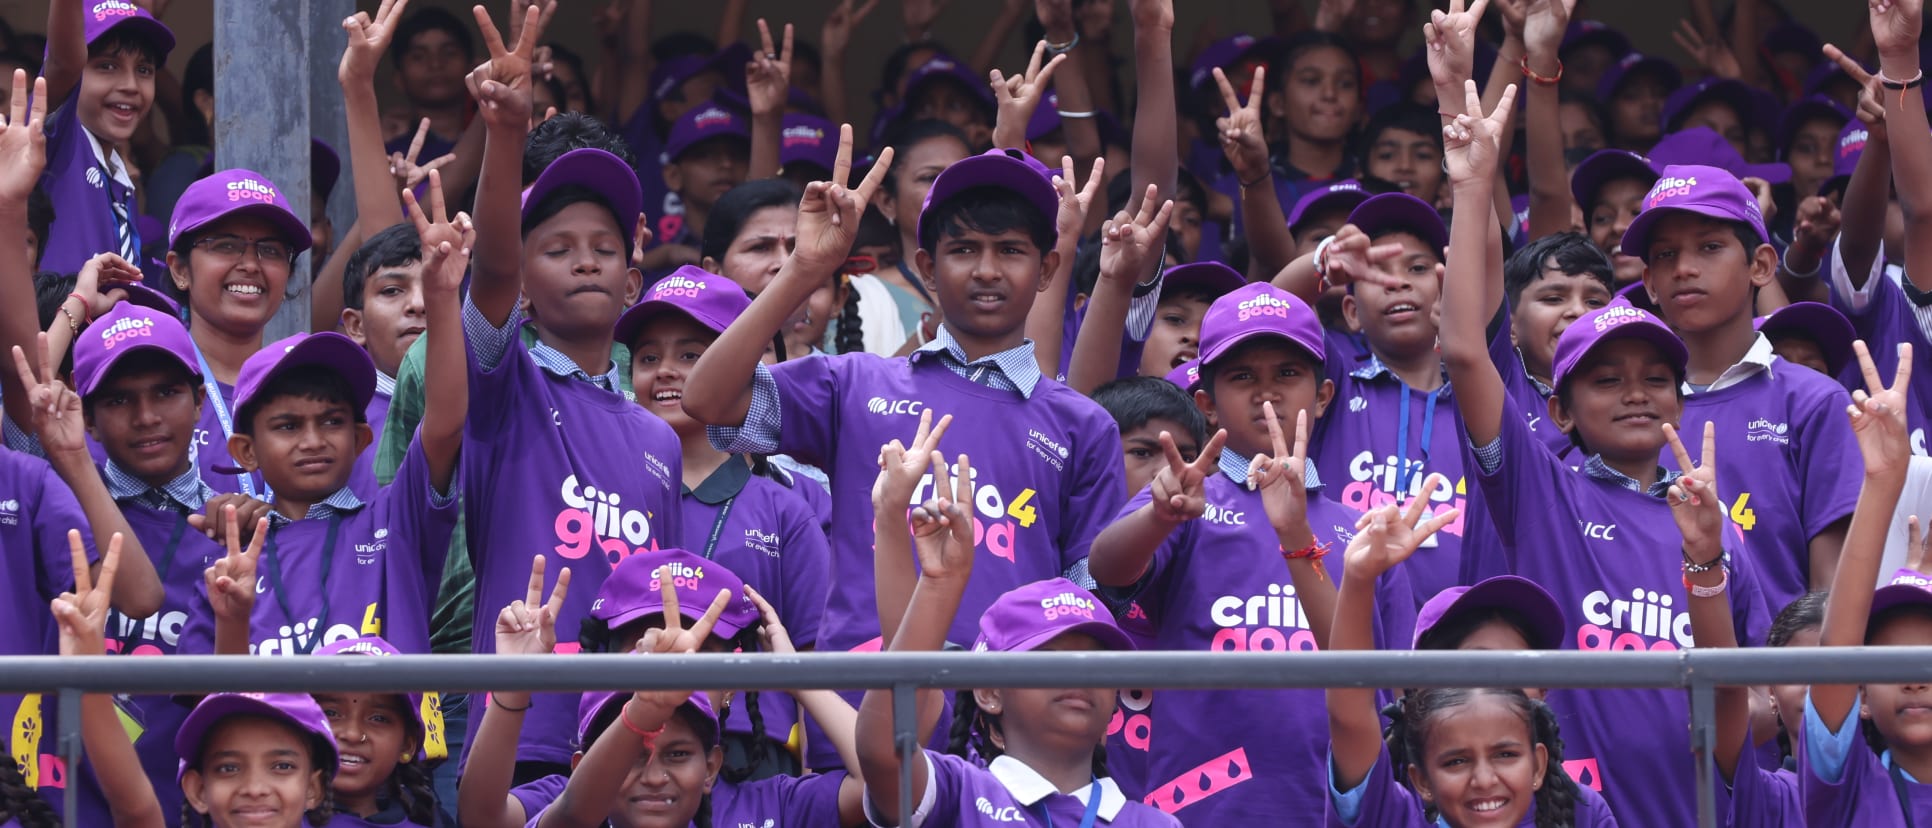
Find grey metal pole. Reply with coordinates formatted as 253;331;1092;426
309;0;354;313
1690;680;1717;828
58;687;78;828
213;0;312;343
895;682;917;828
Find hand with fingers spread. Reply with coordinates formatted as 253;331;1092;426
910;452;977;582
1849;341;1914;480
0;70;47;202
1150;427;1229;525
1663;421;1725;556
467;4;542;132
822;0;880;59
496;555;570;657
1442;78;1519;187
52;530;119;657
990;41;1067;149
72;253;141;320
1424;0;1489;91
389;118;457;193
190;494;272;544
11;336;85;455
1342;478;1460;582
204;507;269;624
743;585;797;656
1213;66;1270;186
1520;0;1575;64
795;125;893;273
1871;0;1924;60
1100;185;1176;285
405;170;477;298
1792;196;1843;252
746;20;795;118
902;0;952;42
871;409;953;510
630;578;733;716
1248;403;1317;551
1316;224;1413;292
340;0;411;84
1672;19;1743;80
1908;516;1931;575
1052;156;1104;247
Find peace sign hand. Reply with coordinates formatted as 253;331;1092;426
794;124;893;273
204;506;269;623
1100;185;1176;286
821;0;880;57
747;19;795;118
1214;66;1270;185
340;0;411;84
1053;155;1105;245
910;452;976;583
1424;0;1489;90
496;554;570;657
1249;403;1315;550
12;335;85;456
990;41;1067;148
466;3;541;132
1663;421;1724;555
1343;475;1458;581
1849;340;1914;480
1442;78;1518;187
872;409;953;510
403;169;476;298
0;70;47;202
629;578;732;716
1150;427;1228;525
1824;45;1886;136
52;530;118;656
389;118;457;193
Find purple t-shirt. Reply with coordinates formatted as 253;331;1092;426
176;438;454;657
521;772;847;828
461;337;683;766
1487;318;1572;458
1830;262;1932;455
1473;408;1770;827
325;812;432;827
1799;694;1932;826
1325;743;1619;827
1670;356;1861;613
885;752;1181;828
509;774;567;823
38;101;125;274
1720;740;1800;828
1313;337;1477;607
80;373;261;498
681;460;830;753
1120;470;1414;826
0;449;95;806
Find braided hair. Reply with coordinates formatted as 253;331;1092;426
835;273;865;354
1387;688;1578;828
393;757;440;826
0;758;54;828
717;628;773;783
944;689;1110;779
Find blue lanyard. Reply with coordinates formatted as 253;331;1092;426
1892;758;1919;828
1032;780;1102;828
260;516;342;654
1394;384;1441;498
191;343;269;500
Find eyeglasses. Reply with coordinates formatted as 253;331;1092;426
193;235;295;265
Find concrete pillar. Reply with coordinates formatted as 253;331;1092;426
212;0;311;342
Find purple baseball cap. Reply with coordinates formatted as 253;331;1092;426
1890;569;1932;589
82;0;174;58
73;303;198;399
1647;127;1790;184
650;43;751;105
1776;95;1852;159
1287;179;1372;235
1189;34;1267;92
589;548;759;640
168;169;312;256
1161;262;1247;300
1761;21;1823;59
972;578;1136;654
522;148;643;252
174;693;337;783
1198;282;1325;367
1551;303;1688;390
1615;280;1661;314
1413;576;1565;651
1868;581;1932;639
917;148;1060;251
1560;20;1632;60
1347;192;1448;253
312;636;427;748
663;103;751;163
1568;148;1661;214
115;282;181;316
1819;121;1871;197
1028;90;1064;142
902;54;996;111
1662;77;1755;134
1596;53;1682;104
614;267;751;346
1165;358;1201;391
1754;301;1855;377
1621;164;1769;263
779;113;838;173
577;689;718;749
232;332;377;424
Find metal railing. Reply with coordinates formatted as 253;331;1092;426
11;647;1932;828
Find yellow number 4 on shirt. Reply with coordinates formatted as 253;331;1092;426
1729;492;1757;532
1007;489;1040;528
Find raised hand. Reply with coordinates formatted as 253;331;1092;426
190;494;272;543
872;409;953;509
1249;402;1315;550
1793;196;1843;251
1824;45;1886;135
1214;66;1270;186
204;507;269;623
496;554;570;656
1872;0;1923;60
743;585;797;656
11;336;84;455
508;0;561;52
629;576;732;714
52;530;119;657
990;41;1067;147
1100;185;1177;283
630;213;656;268
404;169;477;297
1521;0;1575;57
467;3;542;132
1149;427;1228;524
1442;78;1519;186
1424;0;1489;90
794;124;893;272
1129;0;1173;33
822;0;880;58
1053;155;1104;245
1343;475;1458;581
340;0;411;83
0;70;47;202
389;118;457;193
1315;224;1414;291
910;452;976;582
72;253;140;321
1490;0;1526;44
1672;19;1743;80
1909;516;1930;575
746;19;795;117
902;0;952;41
1663;421;1725;554
1849;340;1914;479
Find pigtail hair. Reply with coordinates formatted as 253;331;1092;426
1529;698;1578;828
1089;745;1109;780
304;797;335;826
0;759;54;828
1380;695;1413;780
945;688;1005;764
694;791;713;828
836;276;865;354
396;759;440;826
577;616;615;654
181;798;204;828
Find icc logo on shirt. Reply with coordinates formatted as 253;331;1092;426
867;397;924;416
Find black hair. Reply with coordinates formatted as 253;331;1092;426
233;365;367;437
1200;336;1325;398
1556;89;1606;140
1387;688;1577;828
522;112;637;187
879;119;973;196
1071;237;1102;300
87;27;163;68
544;42;592;112
1104;167;1210;224
1666;91;1751;135
1768;591;1827;649
1415;605;1541;653
700;179;800;263
178;44;214;147
947;689;1109;779
392;752;439;826
388;7;475;71
0;48;43;79
342;223;423;313
0;757;54;828
575;643;721;828
1092;376;1208;442
1503;232;1614;307
179;716;337;828
80;349;199;418
917;187;1055;257
1553;357;1686;452
714;628;774;783
522;184;620;242
1356;101;1444;162
879;41;946;103
1266;30;1360;117
33;272;79;377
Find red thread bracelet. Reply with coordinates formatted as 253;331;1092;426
1519;55;1563;86
619;700;665;744
1282;540;1332;581
66;293;92;324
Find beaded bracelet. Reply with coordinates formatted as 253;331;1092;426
1683;564;1729;598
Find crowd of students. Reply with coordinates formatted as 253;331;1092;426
1;0;1931;824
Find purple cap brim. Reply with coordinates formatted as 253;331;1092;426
918;149;1060;253
1413;576;1565;651
589;548;758;641
1551;304;1687;389
1287;180;1372;233
614;267;750;346
1622;164;1770;263
169;169;313;256
83;1;174;58
1869;583;1932;635
1198;282;1325;368
1347;192;1448;253
1755;301;1855;376
175;693;337;783
577;689;718;748
1161;262;1247;299
73;304;198;399
233;332;377;422
521;148;642;252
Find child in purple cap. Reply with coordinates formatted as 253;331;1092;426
1447;90;1772;825
1569;149;1661;287
1623;160;1862;615
1088;281;1414;824
1800;339;1932;825
859;445;1179;827
36;0;173;274
640;103;751;274
310;635;445;826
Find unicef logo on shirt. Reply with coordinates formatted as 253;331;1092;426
867;397;924;416
0;499;16;526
